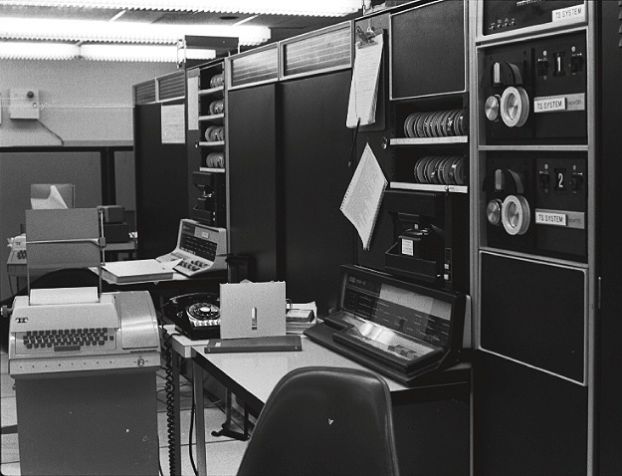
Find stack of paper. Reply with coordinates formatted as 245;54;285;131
101;259;173;284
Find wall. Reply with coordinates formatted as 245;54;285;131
0;59;177;301
0;59;175;146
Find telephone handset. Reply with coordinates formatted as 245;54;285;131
163;292;220;340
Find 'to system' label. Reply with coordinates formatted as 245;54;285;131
552;4;585;23
534;96;567;113
536;211;567;227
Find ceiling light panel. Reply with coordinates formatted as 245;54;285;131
0;40;215;61
0;40;79;59
0;17;271;45
1;0;361;17
81;43;214;61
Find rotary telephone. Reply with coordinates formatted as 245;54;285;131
163;292;221;340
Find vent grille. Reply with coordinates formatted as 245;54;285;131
230;46;278;88
282;24;352;78
157;72;185;101
619;1;621;48
134;81;156;105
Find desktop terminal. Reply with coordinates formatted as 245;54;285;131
158;218;227;277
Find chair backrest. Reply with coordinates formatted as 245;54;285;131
236;366;400;476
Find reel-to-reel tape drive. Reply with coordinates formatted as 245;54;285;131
483;32;586;144
484;153;586;261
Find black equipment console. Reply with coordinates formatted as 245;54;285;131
483;1;585;36
304;265;465;386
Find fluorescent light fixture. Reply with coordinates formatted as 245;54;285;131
0;40;215;61
0;17;270;46
1;0;361;17
0;41;79;60
81;43;215;61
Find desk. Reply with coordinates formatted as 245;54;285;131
191;338;471;476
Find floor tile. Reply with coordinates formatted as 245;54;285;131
157;405;242;448
0;397;17;427
0;462;20;476
1;373;16;398
158;439;248;476
1;433;19;465
1;352;8;375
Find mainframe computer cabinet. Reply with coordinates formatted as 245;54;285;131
471;1;622;474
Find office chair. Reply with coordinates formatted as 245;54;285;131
236;366;400;476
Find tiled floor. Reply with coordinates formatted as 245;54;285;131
0;351;248;476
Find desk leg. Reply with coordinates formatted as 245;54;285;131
193;360;207;476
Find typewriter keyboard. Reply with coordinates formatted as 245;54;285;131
19;328;116;353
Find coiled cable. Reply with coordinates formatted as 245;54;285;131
161;327;179;476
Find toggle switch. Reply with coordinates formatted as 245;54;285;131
570;172;584;192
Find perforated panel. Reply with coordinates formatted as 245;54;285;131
134;81;156;104
230;46;278;88
157;72;185;101
282;23;351;78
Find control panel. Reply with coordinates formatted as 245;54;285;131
483;0;585;36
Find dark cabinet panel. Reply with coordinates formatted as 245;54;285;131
134;103;187;258
280;71;355;314
474;354;587;476
227;84;280;282
597;1;622;474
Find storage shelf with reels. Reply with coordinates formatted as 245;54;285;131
356;0;470;294
189;60;227;228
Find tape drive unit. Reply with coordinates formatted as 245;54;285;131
484;152;586;261
482;31;586;144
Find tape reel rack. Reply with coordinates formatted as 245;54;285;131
356;0;470;294
191;61;227;227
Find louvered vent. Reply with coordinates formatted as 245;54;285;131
157;72;185;101
282;23;352;78
618;0;621;48
134;80;156;105
230;45;279;88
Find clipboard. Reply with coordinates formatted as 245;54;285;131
346;26;384;129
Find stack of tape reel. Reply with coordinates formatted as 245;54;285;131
210;73;224;88
403;109;467;138
413;156;467;186
205;152;224;168
204;126;224;142
208;99;224;115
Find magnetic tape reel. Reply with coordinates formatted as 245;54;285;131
402;109;467;138
204;126;224;142
209;73;224;89
413;156;466;186
208;99;224;115
205;152;224;168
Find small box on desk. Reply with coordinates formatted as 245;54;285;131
103;222;130;243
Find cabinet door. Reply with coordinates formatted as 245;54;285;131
227;84;280;281
280;71;355;314
134;103;187;258
597;1;622;473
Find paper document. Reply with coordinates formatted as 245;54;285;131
161;104;185;144
346;34;384;128
30;287;99;305
30;185;68;210
340;143;387;250
187;76;199;131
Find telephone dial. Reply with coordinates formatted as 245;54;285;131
163;292;220;340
